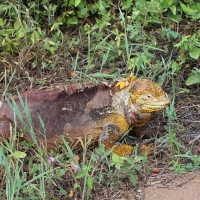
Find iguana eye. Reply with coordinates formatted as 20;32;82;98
147;95;151;98
141;94;151;100
144;94;151;99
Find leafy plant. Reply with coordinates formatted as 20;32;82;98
171;153;200;173
180;3;200;21
186;68;200;86
174;34;200;61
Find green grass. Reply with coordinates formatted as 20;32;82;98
0;0;200;199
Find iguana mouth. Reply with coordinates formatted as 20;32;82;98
146;104;167;108
141;94;170;112
142;103;168;112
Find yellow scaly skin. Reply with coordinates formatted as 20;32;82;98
100;76;169;156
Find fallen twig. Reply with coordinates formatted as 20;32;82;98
189;134;200;145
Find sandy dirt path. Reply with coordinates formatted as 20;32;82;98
144;171;200;200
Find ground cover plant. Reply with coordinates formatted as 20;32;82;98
0;0;200;199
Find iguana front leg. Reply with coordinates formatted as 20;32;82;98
99;123;133;156
99;122;153;157
98;113;153;156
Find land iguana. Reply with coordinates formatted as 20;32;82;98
0;76;169;156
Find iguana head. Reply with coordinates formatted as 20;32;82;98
129;78;169;113
114;76;169;126
122;77;169;126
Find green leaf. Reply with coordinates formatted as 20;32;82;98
30;31;40;44
11;40;21;46
166;28;180;40
67;17;78;25
0;147;4;164
0;18;4;26
174;35;190;47
74;182;80;190
170;61;181;73
122;0;132;10
87;175;93;189
129;172;138;186
169;5;176;15
38;114;45;129
186;68;200;86
56;168;66;178
40;0;49;5
115;163;121;170
180;3;194;16
80;8;88;16
11;151;27;158
14;19;20;30
189;48;200;59
62;136;78;165
90;72;120;79
160;0;173;8
5;29;15;34
44;39;58;54
75;0;81;7
16;28;25;39
186;73;200;86
112;152;120;162
119;7;125;21
75;170;85;178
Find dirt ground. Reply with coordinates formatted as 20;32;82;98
0;64;199;199
144;171;200;200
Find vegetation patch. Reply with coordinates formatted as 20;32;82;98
0;0;199;199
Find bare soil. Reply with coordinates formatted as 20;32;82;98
145;171;200;200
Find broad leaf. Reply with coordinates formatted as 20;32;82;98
189;48;200;59
186;69;200;86
75;0;81;7
11;151;27;158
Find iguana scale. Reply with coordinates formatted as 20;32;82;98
0;76;169;156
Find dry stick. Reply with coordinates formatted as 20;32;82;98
189;134;200;145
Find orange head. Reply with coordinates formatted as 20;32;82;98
129;78;169;113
